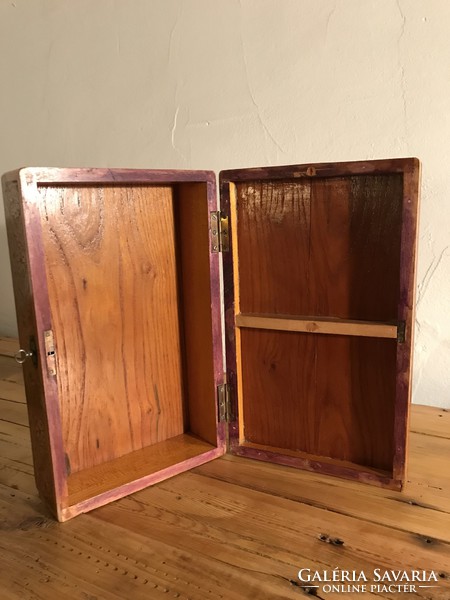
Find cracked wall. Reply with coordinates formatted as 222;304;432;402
0;0;449;407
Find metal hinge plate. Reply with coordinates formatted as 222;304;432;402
217;383;232;422
210;212;229;253
44;330;57;377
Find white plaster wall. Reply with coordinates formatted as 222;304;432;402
0;0;448;407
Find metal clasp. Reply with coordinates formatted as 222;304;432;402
44;330;57;376
14;349;33;364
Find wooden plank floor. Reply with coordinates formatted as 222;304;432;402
0;337;449;599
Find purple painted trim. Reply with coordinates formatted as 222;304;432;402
231;445;401;490
12;167;219;519
219;182;240;449
220;158;419;184
220;158;420;184
19;171;68;517
60;446;224;521
392;159;421;481
18;167;216;186
2;172;60;511
206;178;227;450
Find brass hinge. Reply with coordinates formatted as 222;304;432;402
44;330;57;377
397;321;406;344
217;383;232;422
210;211;229;253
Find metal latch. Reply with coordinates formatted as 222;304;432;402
217;383;232;422
44;330;57;377
210;212;229;253
14;336;38;368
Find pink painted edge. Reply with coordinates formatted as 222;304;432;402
19;170;68;518
219;182;239;447
230;445;401;490
220;157;419;183
207;178;227;449
392;159;421;482
15;167;220;520
16;167;216;185
60;446;224;521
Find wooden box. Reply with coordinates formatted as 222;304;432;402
2;158;420;521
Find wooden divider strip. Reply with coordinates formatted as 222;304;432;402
235;313;398;339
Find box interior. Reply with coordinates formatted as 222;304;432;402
36;182;218;507
231;174;403;477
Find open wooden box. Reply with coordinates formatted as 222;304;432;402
2;158;420;521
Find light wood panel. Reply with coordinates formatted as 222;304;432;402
0;364;450;599
0;398;29;427
175;184;217;446
95;473;450;598
0;420;33;468
236;313;398;338
66;433;215;506
0;379;25;403
0;337;17;358
0;356;23;386
38;185;185;473
410;404;450;439
0;482;301;600
197;446;450;533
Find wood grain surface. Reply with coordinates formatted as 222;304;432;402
0;354;449;600
227;165;415;486
239;329;397;471
235;313;398;338
66;433;215;506
2;176;59;511
236;180;311;315
0;337;17;358
235;174;403;320
175;184;218;446
37;184;185;473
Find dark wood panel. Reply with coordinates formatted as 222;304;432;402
220;157;418;184
239;329;396;472
236;181;311;314
240;327;315;451
234;174;403;321
348;174;403;320
38;185;185;474
309;177;352;316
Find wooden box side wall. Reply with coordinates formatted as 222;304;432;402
176;183;220;447
3;171;67;519
392;159;421;482
221;158;420;488
4;168;224;520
